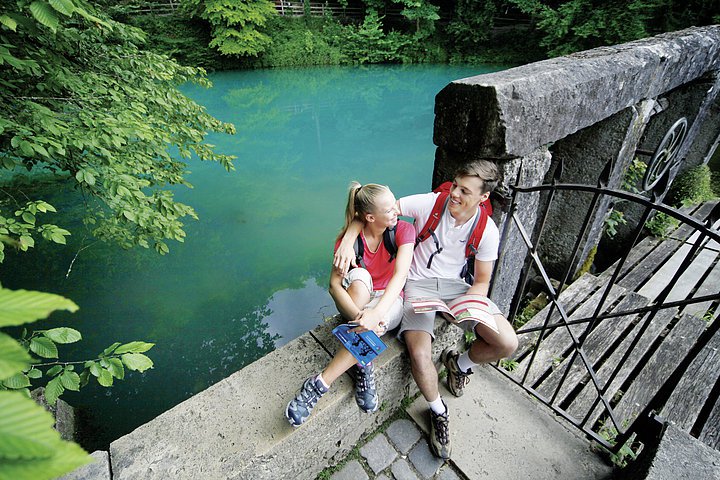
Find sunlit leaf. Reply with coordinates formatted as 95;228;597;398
29;337;58;359
0;288;78;328
1;373;31;389
0;333;31;381
29;1;59;32
44;376;64;406
42;327;81;344
96;368;113;387
121;353;153;372
114;341;154;354
59;370;80;391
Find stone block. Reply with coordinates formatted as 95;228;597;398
329;460;369;480
359;434;397;474
385;419;422;454
391;458;421;480
408;441;445;479
57;450;111;480
31;387;75;441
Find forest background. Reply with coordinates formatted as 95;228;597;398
116;0;720;70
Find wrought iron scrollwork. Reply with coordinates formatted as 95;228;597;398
638;117;688;192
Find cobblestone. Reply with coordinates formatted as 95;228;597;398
385;418;422;454
323;418;465;480
360;434;398;474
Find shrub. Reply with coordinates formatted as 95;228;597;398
666;164;716;206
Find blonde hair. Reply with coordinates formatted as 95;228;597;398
455;160;500;194
339;181;391;239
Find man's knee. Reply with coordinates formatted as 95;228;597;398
498;331;519;358
404;331;433;366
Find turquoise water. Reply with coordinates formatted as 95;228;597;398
2;64;504;449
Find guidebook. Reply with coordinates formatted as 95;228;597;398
332;324;387;366
410;294;499;333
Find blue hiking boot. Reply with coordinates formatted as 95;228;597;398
353;363;379;413
285;375;328;427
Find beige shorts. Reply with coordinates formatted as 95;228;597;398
342;268;403;335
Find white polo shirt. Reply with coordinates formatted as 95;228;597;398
399;192;500;281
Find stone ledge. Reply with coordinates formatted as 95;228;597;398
434;26;720;158
108;318;463;480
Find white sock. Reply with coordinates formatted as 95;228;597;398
316;373;330;390
457;352;476;373
428;396;446;415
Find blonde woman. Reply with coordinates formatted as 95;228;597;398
286;182;414;427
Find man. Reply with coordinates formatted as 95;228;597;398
335;160;518;459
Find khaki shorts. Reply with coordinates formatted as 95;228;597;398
399;277;502;340
342;268;403;335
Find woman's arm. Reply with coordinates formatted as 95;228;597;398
465;259;493;297
352;242;413;333
328;267;362;321
332;220;363;275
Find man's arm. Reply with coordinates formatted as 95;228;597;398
465;259;493;297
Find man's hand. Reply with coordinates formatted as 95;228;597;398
333;243;357;276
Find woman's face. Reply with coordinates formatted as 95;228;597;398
368;190;399;228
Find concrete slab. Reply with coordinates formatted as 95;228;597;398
407;365;614;480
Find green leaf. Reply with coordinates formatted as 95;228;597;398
0;392;91;477
121;353;153;372
21;212;36;224
2;373;31;389
49;0;75;16
96;368;113;387
0;287;78;328
46;365;62;377
79;370;90;388
0;333;32;381
30;1;60;32
101;342;121;356
114;341;154;354
0;14;18;31
43;327;81;344
60;370;80;391
44;376;64;406
88;362;101;378
29;337;58;359
105;358;124;380
26;368;42;379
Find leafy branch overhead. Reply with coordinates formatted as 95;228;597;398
0;0;236;258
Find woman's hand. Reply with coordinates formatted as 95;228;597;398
350;308;385;335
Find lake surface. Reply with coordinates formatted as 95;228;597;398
2;64;505;449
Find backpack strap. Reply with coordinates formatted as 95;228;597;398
460;205;490;284
383;224;398;262
353;235;366;269
415;193;449;268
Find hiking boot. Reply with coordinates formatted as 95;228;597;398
429;401;451;459
352;362;379;413
285;375;328;427
442;348;473;397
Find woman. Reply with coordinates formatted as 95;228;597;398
285;182;414;427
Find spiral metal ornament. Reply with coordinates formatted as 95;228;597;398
640;117;688;192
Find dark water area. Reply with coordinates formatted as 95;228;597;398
1;64;506;450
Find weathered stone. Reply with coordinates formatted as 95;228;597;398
437;465;462;480
407;441;444;479
329;460;369;480
391;458;421;480
359;434;397;474
434;27;720;158
31;387;75;441
385;418;422;454
57;451;111;480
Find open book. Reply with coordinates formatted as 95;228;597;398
332;324;387;366
411;294;499;334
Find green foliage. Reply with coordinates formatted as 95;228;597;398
644;211;679;238
1;0;235;257
446;0;496;51
0;287;91;480
499;359;519;371
666;164;717;207
603;209;626;238
597;417;639;468
394;0;440;38
183;0;276;56
508;0;654;57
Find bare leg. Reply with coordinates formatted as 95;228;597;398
468;314;518;364
404;330;439;401
321;347;358;384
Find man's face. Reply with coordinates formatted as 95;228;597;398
448;175;490;218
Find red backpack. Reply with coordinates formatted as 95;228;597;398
415;181;492;284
